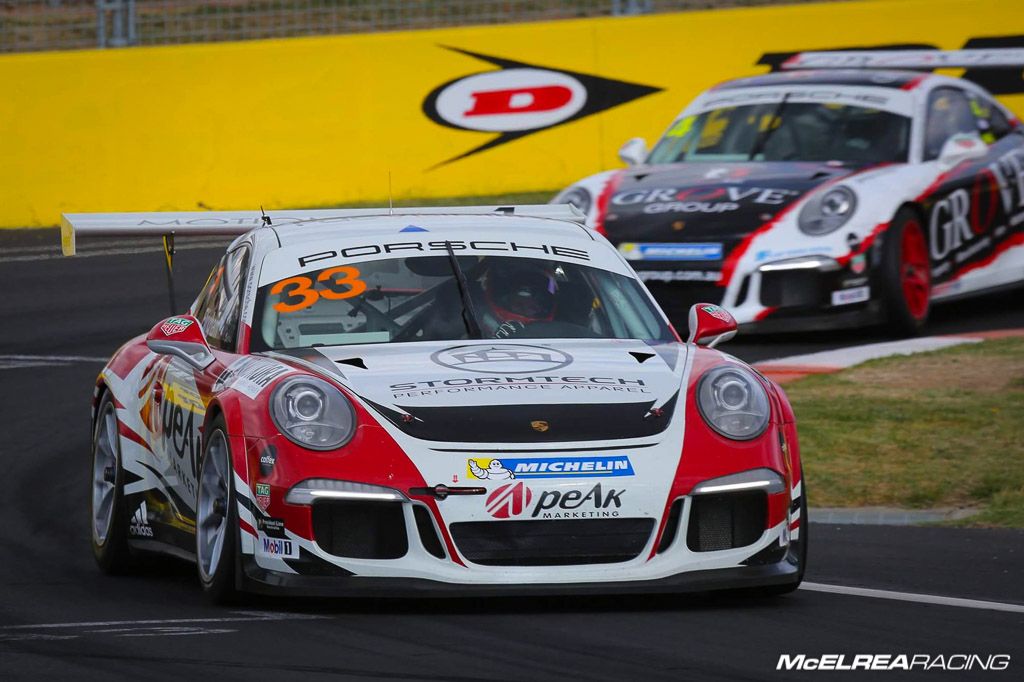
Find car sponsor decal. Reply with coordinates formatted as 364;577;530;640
256;532;299;560
486;482;626;519
468;455;635;481
213;357;292;400
159;317;193;336
422;47;660;165
754;246;836;262
637;270;722;283
256;516;287;538
831;285;870;306
700;304;733;322
611;186;801;216
255;483;272;510
619;243;723;262
290;240;592;271
850;253;867;275
158;382;203;501
129;501;154;537
431;344;573;374
485;481;534;519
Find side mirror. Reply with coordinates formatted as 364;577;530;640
687;303;738;348
146;315;215;370
618;137;648;167
937;133;987;169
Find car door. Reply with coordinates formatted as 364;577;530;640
918;86;1009;294
151;245;250;528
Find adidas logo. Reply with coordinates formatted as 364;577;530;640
129;500;154;537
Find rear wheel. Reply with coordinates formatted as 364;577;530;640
196;417;240;604
91;392;133;573
880;208;932;336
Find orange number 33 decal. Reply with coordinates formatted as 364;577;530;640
271;266;366;313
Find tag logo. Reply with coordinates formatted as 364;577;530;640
255;483;271;510
423;47;660;165
160;317;193;336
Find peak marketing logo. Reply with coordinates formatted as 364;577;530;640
423;46;661;166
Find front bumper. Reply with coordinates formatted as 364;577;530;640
633;254;880;332
238;554;800;598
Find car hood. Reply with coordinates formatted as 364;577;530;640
272;338;688;444
603;161;862;243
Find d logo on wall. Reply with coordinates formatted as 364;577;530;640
423;46;661;166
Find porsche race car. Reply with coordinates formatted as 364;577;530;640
553;49;1024;334
67;205;806;601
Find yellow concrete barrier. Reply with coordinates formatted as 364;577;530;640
0;0;1022;227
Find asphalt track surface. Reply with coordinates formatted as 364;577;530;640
1;230;1023;680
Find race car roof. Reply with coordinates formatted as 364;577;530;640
713;69;928;91
270;213;592;247
258;214;627;285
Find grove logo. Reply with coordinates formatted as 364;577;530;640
423;47;661;165
486;482;534;519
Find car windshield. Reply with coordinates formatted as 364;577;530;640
648;101;911;165
251;255;674;351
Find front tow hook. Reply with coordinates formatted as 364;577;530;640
408;485;487;500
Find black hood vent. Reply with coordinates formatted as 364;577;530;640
366;393;678;443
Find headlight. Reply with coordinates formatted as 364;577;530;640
555;187;592;215
798;185;857;236
697;365;770;440
269;376;355;450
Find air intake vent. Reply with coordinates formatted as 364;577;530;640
451;518;655;566
312;500;408;559
413;505;446;559
686;491;766;552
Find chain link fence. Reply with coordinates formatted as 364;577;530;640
1;1;821;53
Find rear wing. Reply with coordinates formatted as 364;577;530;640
59;204;584;256
781;48;1024;71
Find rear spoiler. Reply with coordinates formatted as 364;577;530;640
59;204;584;256
781;48;1024;71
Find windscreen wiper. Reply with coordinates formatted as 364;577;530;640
444;241;483;339
748;92;790;161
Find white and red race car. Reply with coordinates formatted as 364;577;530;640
66;205;805;601
553;50;1024;334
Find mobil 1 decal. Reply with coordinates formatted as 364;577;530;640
423;47;661;166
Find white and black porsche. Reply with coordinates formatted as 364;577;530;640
553;50;1024;334
66;205;806;601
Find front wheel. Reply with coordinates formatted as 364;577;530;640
879;208;932;336
196;417;240;604
91;392;133;573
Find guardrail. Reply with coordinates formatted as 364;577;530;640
1;0;825;53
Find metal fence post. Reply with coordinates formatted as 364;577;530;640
97;0;137;49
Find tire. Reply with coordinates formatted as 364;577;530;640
196;416;240;604
91;391;133;573
879;207;932;336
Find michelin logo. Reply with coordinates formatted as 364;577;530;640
257;533;299;560
468;455;635;480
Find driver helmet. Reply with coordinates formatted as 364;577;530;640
483;260;558;323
